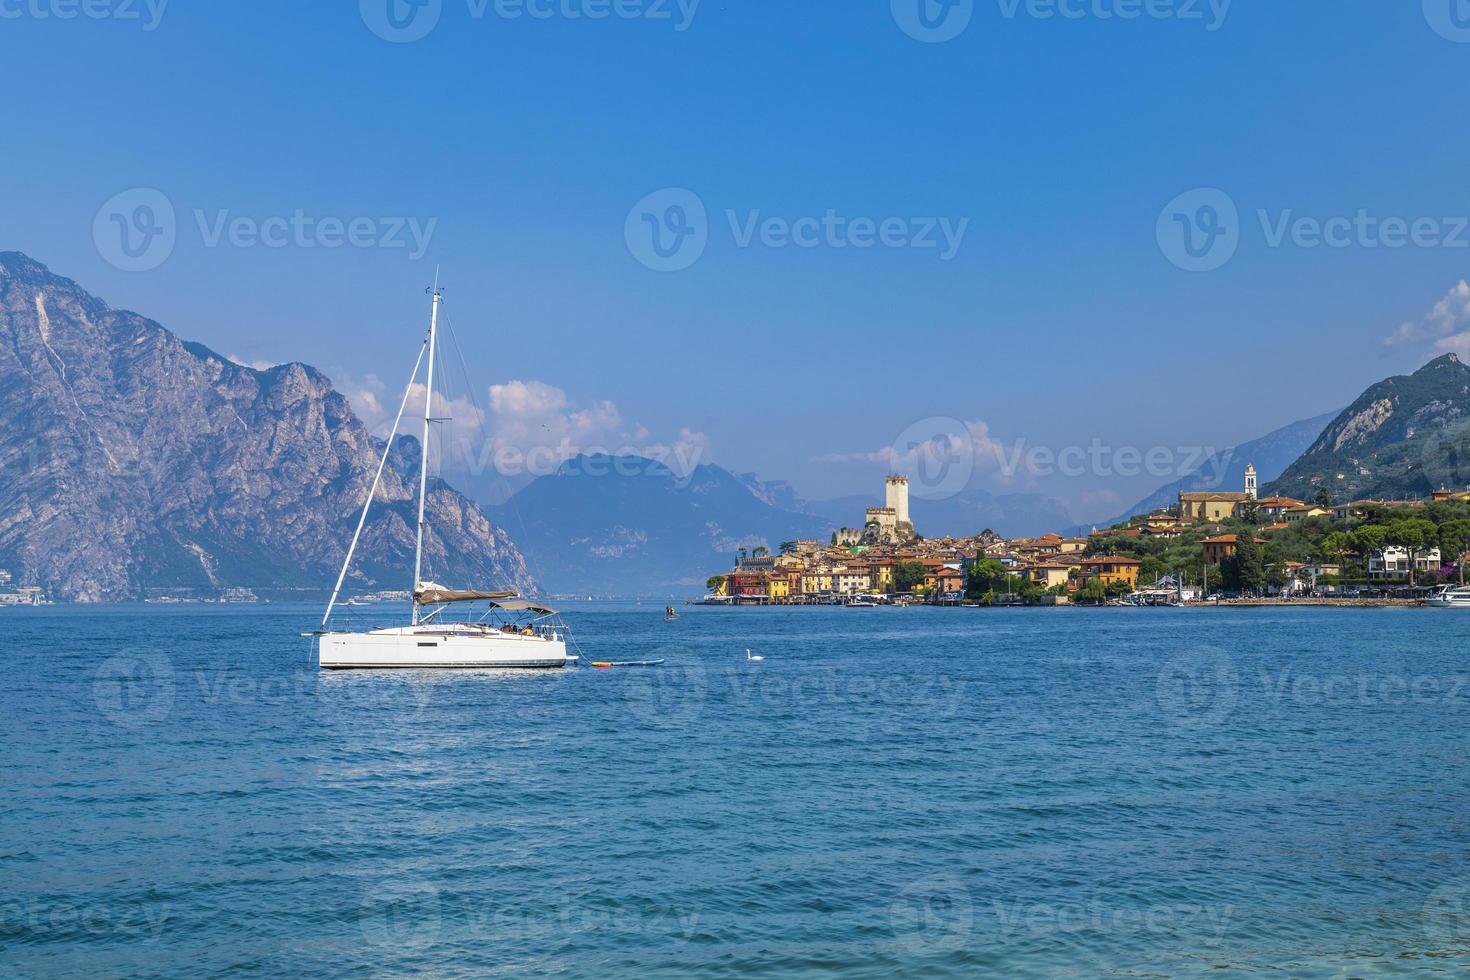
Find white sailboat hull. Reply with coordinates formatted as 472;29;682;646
319;626;569;669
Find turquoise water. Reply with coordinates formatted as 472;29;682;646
4;603;1470;977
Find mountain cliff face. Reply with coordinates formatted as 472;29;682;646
0;251;533;601
1266;355;1470;501
491;455;834;596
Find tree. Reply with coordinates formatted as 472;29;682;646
1442;520;1470;584
1080;579;1107;604
779;541;798;555
1352;524;1389;561
1226;534;1266;594
752;546;769;558
966;558;1009;599
1312;486;1333;509
1383;518;1437;586
705;575;726;595
893;561;926;594
1239;500;1262;526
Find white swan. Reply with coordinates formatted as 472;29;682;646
746;648;764;662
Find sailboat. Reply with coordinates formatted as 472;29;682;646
312;280;571;670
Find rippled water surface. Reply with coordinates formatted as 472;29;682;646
5;602;1470;977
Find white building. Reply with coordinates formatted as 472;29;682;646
1368;546;1442;579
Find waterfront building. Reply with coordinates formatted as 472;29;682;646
1368;546;1442;579
1077;556;1141;590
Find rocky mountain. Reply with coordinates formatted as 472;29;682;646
1099;409;1340;528
1266;355;1470;502
0;251;533;601
490;455;834;596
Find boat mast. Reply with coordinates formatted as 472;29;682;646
412;272;441;624
319;338;428;631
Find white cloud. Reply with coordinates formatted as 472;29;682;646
1383;280;1470;348
227;354;279;371
818;419;1005;476
340;374;708;479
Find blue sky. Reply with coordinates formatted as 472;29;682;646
5;1;1470;521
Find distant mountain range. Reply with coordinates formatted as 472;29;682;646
1096;409;1340;529
489;455;834;596
1267;354;1470;501
0;252;532;601
488;456;1079;596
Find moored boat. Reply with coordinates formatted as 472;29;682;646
1423;584;1470;608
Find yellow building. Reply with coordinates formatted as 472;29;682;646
801;570;834;595
1282;505;1331;523
1077;556;1141;589
1030;563;1072;590
1178;492;1252;522
766;575;792;600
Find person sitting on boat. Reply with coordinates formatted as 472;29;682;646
521;626;535;636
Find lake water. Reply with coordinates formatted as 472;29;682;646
3;602;1470;977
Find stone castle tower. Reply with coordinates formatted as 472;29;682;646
886;475;910;526
1244;463;1257;500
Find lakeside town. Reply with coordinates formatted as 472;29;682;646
698;470;1470;606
